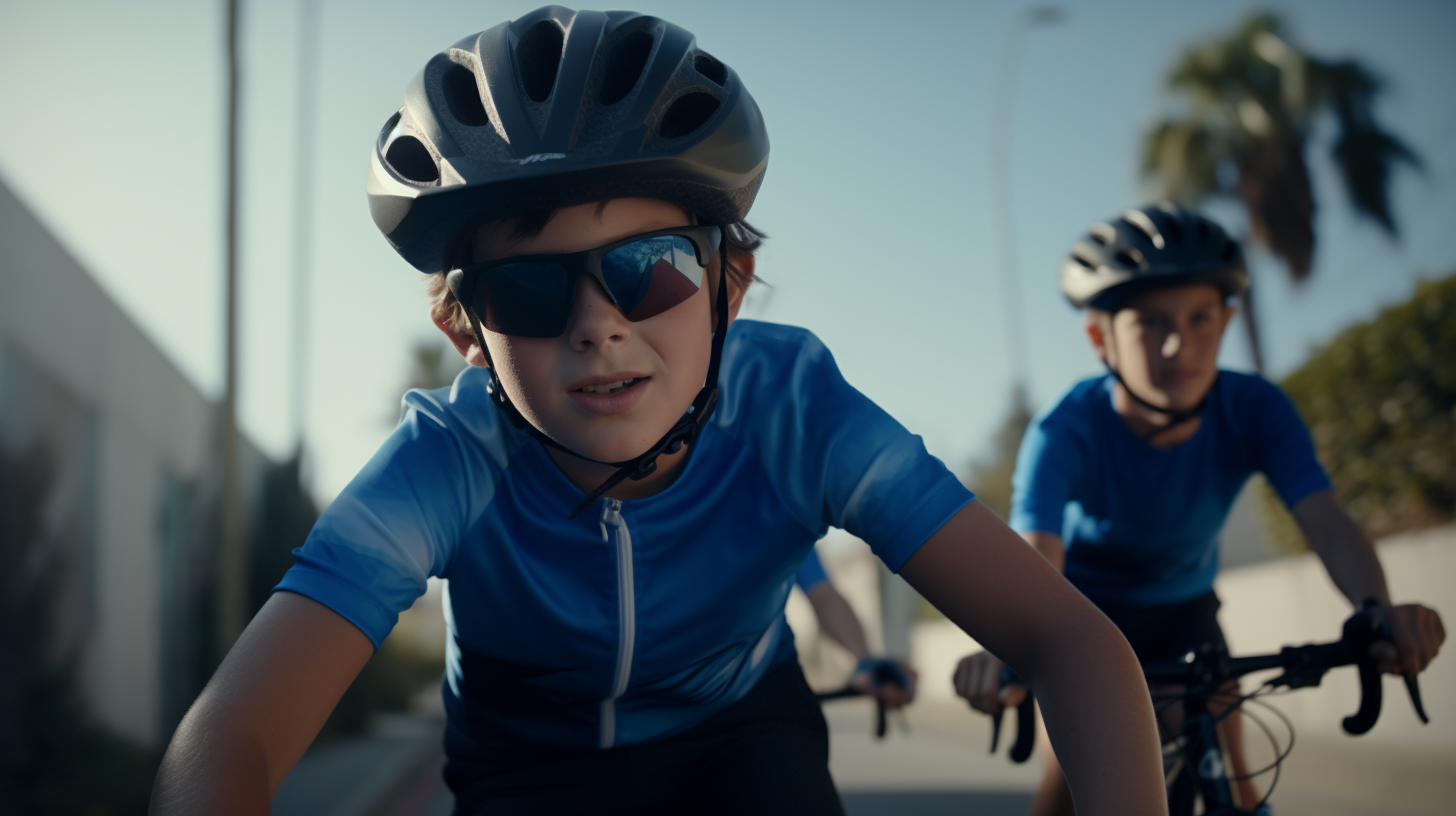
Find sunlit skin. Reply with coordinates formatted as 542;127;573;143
1084;282;1235;448
437;198;746;499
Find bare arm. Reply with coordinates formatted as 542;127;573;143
1292;490;1445;675
804;580;871;660
150;591;375;815
902;501;1165;815
953;530;1064;712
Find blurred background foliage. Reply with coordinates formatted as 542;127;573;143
1279;270;1456;541
962;390;1034;522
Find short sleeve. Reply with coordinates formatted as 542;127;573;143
274;390;485;649
795;549;829;591
1247;380;1332;509
1009;407;1081;537
716;323;974;572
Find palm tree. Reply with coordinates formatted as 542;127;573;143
1142;13;1421;373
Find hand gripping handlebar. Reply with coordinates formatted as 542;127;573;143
988;600;1429;763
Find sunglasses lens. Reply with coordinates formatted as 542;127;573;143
475;262;572;338
601;235;706;322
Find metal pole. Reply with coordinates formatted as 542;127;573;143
291;0;320;463
987;6;1063;406
218;0;248;655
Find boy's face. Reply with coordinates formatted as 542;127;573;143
460;198;729;463
1087;283;1235;412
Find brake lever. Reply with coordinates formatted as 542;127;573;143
1010;695;1036;763
1342;599;1386;735
1404;674;1429;724
987;665;1035;763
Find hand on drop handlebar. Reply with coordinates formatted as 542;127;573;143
850;656;918;710
1369;603;1445;677
953;650;1028;716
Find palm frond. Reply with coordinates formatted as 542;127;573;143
1318;60;1424;235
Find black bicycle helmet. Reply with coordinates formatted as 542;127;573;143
367;5;770;274
1059;201;1247;312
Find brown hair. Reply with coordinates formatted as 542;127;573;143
427;213;767;335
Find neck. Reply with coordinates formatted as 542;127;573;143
1109;382;1201;448
546;442;693;501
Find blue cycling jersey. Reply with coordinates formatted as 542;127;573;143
275;320;972;752
795;550;829;592
1010;372;1330;607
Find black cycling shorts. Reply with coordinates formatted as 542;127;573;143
1095;591;1227;666
445;659;844;816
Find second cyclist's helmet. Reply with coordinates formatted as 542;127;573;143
1059;201;1248;311
367;5;770;274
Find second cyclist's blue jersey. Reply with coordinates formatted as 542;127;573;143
795;550;829;592
275;320;972;753
1010;372;1330;607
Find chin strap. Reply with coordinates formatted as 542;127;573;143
1103;322;1210;442
465;245;731;520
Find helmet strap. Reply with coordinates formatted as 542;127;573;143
463;247;731;520
1102;321;1210;442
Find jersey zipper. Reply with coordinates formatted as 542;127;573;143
598;498;635;749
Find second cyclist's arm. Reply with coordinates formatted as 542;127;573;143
150;592;375;816
804;581;871;660
1292;490;1391;610
902;500;1166;816
1293;490;1445;674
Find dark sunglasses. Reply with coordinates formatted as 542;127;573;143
446;225;723;339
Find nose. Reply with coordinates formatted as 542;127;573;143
1161;331;1182;359
567;274;630;351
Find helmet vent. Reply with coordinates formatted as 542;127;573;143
385;135;439;184
1114;249;1144;269
1162;217;1185;245
659;92;720;139
442;64;491;127
694;51;727;86
600;30;654;106
1120;214;1163;249
516;20;564;103
1072;253;1096;270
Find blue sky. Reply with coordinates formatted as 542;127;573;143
1;0;1452;501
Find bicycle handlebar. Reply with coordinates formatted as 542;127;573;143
989;664;1036;763
814;661;912;740
989;600;1429;763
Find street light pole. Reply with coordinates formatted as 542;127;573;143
988;6;1063;408
291;0;320;465
218;0;248;656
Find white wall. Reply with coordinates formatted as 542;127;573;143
2;178;272;748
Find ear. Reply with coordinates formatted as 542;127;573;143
724;252;753;324
1083;311;1108;362
434;316;490;369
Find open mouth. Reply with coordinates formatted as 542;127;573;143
575;377;641;395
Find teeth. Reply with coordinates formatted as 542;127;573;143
579;378;636;394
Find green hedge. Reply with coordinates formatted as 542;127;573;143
1280;272;1456;539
